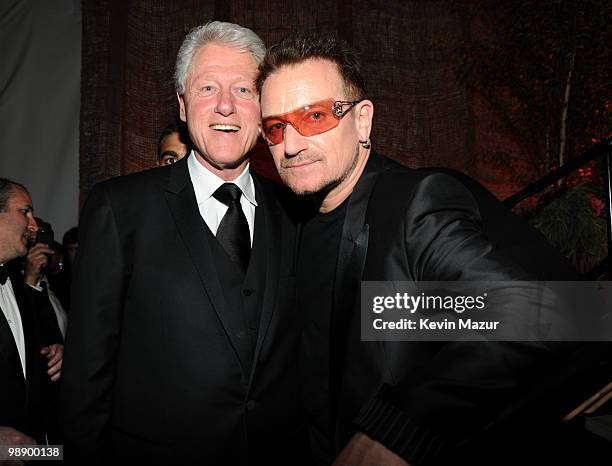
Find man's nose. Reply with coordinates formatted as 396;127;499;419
282;124;308;157
214;88;236;116
28;217;38;234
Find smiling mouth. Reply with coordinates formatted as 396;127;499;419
210;124;240;132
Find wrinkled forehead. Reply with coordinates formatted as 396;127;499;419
186;43;259;86
9;186;33;209
260;59;345;117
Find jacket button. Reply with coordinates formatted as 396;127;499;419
243;289;254;296
246;399;256;411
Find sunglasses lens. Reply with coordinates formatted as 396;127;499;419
298;103;339;137
262;119;285;145
262;99;343;145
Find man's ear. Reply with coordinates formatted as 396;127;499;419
177;92;187;122
355;99;374;142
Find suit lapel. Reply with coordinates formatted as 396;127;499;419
248;175;282;384
164;157;250;370
0;301;23;381
15;279;39;397
0;275;28;385
332;154;381;325
330;153;381;425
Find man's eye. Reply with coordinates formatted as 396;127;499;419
198;85;216;95
234;87;254;99
308;111;327;122
263;121;284;134
267;122;285;133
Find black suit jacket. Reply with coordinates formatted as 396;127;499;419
0;263;59;443
60;156;304;464
328;153;592;465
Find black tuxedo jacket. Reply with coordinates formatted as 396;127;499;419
0;263;59;442
60;156;305;464
328;153;591;465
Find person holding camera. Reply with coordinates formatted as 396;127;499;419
25;219;67;341
25;242;53;286
0;178;64;446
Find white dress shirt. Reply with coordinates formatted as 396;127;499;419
187;151;257;244
47;286;68;339
0;275;26;378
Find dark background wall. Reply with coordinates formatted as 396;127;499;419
79;0;612;206
2;1;605;266
79;0;477;203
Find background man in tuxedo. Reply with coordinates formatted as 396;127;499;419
0;178;64;445
257;35;583;466
61;22;304;464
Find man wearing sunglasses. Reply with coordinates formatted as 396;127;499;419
257;35;581;466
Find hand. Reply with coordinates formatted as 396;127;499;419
333;432;410;466
40;344;63;382
0;426;34;466
0;425;35;444
24;243;53;286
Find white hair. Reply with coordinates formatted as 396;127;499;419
174;21;265;95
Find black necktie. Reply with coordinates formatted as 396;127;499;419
0;266;8;285
213;183;251;274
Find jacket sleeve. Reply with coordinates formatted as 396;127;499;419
19;284;64;345
354;173;560;464
59;183;129;462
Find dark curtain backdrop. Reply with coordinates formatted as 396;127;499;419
1;0;80;238
80;0;476;204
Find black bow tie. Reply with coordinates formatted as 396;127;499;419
0;266;8;286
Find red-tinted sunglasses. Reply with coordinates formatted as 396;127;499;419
262;98;362;146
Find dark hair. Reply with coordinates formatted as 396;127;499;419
256;34;367;100
0;178;28;212
63;226;79;246
157;123;189;160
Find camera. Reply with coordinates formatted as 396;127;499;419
36;220;54;247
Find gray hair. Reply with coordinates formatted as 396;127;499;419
174;21;265;95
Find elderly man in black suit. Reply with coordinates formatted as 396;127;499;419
60;22;304;464
257;35;586;466
0;178;63;446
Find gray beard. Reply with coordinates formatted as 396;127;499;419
291;146;361;198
